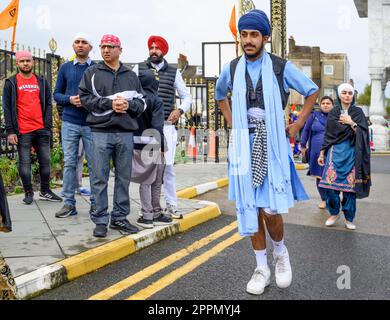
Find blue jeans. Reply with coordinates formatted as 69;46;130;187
90;132;134;226
327;190;357;222
62;121;95;206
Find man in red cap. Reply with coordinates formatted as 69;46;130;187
79;34;146;238
2;51;63;205
135;35;192;220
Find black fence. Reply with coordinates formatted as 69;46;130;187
0;49;61;158
0;48;228;163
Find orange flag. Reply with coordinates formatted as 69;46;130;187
229;5;239;57
229;5;237;39
0;0;19;30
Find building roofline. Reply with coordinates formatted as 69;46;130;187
354;0;368;18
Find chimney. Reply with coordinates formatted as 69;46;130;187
311;46;321;88
178;54;188;71
289;36;296;53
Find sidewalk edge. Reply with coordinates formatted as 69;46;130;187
15;204;221;299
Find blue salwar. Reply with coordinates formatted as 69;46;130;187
319;140;357;222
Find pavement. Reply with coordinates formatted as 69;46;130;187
2;156;388;300
0;163;228;299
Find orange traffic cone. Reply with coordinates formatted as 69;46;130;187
188;127;197;162
208;129;216;159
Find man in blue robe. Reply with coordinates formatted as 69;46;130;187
216;9;319;295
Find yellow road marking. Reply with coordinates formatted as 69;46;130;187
126;232;243;300
88;221;238;300
216;178;229;188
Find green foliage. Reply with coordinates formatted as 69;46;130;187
14;186;24;194
357;84;371;106
50;145;64;181
0;156;20;192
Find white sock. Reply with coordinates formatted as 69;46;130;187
254;250;268;268
272;239;286;256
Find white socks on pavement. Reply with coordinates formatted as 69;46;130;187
254;250;268;268
272;239;286;256
254;240;286;267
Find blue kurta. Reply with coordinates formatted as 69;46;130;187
216;56;318;218
300;111;328;178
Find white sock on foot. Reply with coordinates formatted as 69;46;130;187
254;250;268;268
272;239;286;256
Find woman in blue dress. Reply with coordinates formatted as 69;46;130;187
300;96;334;209
318;83;371;230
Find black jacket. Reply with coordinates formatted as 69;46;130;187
134;70;165;152
79;62;146;132
2;74;53;136
0;174;12;232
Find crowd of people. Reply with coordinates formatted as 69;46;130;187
1;33;192;240
0;9;371;299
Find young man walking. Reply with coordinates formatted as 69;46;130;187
79;35;146;238
216;10;319;295
54;33;96;218
2;51;62;204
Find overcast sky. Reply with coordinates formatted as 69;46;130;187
0;0;377;94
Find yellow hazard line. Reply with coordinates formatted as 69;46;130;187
126;232;243;300
88;221;238;300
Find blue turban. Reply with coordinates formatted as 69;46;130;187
238;9;272;37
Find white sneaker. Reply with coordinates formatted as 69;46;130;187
274;248;292;289
325;215;341;227
246;265;271;295
345;221;357;230
165;204;183;220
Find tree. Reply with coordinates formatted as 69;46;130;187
357;84;371;106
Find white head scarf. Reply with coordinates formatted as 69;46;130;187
338;83;355;97
73;33;93;47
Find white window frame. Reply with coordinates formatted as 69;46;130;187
301;65;312;79
324;64;334;76
324;88;334;99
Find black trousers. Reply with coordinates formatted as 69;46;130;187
17;129;51;193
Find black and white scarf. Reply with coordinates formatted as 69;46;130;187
249;117;268;188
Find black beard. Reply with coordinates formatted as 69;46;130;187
19;68;33;75
243;42;265;60
150;55;164;64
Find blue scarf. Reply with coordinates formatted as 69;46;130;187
228;52;309;237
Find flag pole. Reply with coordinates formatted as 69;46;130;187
237;0;243;56
11;22;17;52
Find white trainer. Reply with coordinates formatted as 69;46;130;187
246;265;271;295
325;215;341;227
274;248;292;289
345;221;357;230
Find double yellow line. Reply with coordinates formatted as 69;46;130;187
88;221;241;300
